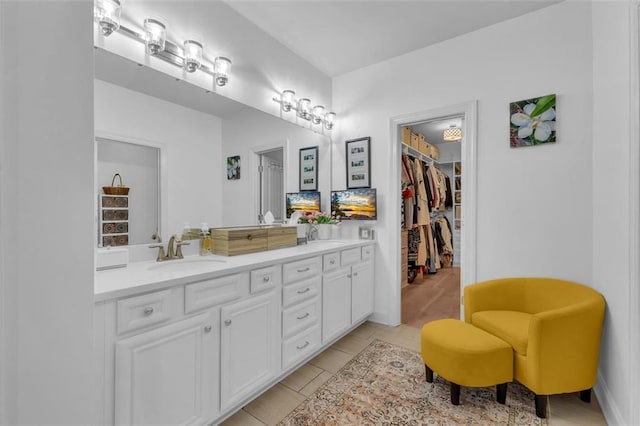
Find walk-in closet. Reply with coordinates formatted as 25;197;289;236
400;117;463;327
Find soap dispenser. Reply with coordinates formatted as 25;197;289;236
199;223;211;256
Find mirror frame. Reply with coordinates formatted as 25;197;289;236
95;131;168;248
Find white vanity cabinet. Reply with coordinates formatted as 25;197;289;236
114;312;216;426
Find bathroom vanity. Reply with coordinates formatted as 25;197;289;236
94;239;375;425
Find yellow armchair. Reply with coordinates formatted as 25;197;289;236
464;277;605;418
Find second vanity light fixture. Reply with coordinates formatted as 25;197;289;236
94;0;232;87
273;90;336;130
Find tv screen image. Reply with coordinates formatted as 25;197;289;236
286;192;321;218
331;188;377;220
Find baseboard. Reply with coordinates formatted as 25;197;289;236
594;371;626;425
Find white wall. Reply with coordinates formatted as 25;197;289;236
221;108;332;226
333;1;594;325
591;1;636;424
1;2;96;424
95;80;223;243
94;1;332;125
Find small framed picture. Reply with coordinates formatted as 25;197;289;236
227;155;240;180
346;137;371;189
299;146;318;191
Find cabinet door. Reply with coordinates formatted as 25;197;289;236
351;261;374;324
115;312;216;426
220;291;279;411
322;268;352;343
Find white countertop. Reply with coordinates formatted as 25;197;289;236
94;239;374;302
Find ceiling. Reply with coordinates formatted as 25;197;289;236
226;0;561;77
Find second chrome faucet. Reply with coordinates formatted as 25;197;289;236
149;235;190;261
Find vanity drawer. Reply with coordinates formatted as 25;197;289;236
282;324;321;370
283;277;320;308
362;245;374;260
341;247;361;266
250;265;280;294
323;252;340;272
117;288;180;335
184;273;245;314
282;297;320;339
283;257;321;284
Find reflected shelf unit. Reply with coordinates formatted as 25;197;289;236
99;194;129;247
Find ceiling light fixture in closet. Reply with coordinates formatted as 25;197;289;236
273;90;336;131
443;125;462;141
94;1;232;87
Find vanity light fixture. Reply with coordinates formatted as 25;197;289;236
214;57;232;87
272;90;337;132
144;18;167;55
183;40;203;72
443;125;463;141
324;112;336;130
312;105;325;125
94;0;121;36
94;3;233;87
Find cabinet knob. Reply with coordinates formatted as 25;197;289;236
224;319;232;326
354;272;358;277
263;276;270;282
143;307;154;316
204;325;212;333
246;234;253;241
330;260;335;264
296;341;310;350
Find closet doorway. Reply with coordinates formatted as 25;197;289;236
390;101;477;328
258;148;284;223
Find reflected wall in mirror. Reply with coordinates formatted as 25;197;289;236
96;137;160;246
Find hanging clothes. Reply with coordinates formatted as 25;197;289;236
413;158;430;226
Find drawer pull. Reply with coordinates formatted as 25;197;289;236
297;312;310;320
224;319;232;326
262;276;271;282
296;341;310;350
204;325;212;333
330;259;335;265
297;287;310;294
143;307;154;316
297;267;310;273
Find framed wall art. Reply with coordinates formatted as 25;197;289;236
227;155;240;180
345;136;371;189
299;146;318;191
510;93;556;148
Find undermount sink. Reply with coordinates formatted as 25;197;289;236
147;257;226;272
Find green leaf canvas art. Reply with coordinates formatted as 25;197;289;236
510;94;556;148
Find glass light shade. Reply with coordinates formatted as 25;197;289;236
144;18;167;55
281;90;296;112
312;105;325;124
94;0;121;37
324;112;336;130
183;40;203;73
443;125;462;141
214;57;232;86
297;98;311;120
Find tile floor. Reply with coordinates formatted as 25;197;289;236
220;322;608;426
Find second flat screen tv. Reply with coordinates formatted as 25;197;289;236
286;191;321;218
331;188;377;220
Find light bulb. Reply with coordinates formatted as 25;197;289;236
94;0;121;37
312;105;325;125
144;18;166;55
214;57;232;86
183;40;203;72
281;90;296;112
324;112;336;130
297;98;311;120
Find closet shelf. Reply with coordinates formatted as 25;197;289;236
401;142;456;164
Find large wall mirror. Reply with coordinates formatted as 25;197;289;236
94;48;332;249
96;137;161;247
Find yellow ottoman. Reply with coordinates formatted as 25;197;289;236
421;319;513;405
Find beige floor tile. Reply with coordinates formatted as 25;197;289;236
219;409;266;426
548;393;607;425
349;321;390;340
331;333;371;355
299;371;333;397
244;384;305;426
308;347;353;373
280;363;322;392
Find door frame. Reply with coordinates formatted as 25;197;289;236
388;101;478;325
249;140;289;224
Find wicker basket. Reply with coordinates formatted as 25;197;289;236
103;173;130;195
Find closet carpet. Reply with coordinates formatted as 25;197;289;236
402;266;460;328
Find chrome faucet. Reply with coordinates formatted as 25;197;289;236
306;225;318;242
149;234;190;261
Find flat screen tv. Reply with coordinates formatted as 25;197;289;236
331;188;377;220
286;191;321;218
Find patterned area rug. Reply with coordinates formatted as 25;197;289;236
278;339;547;425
